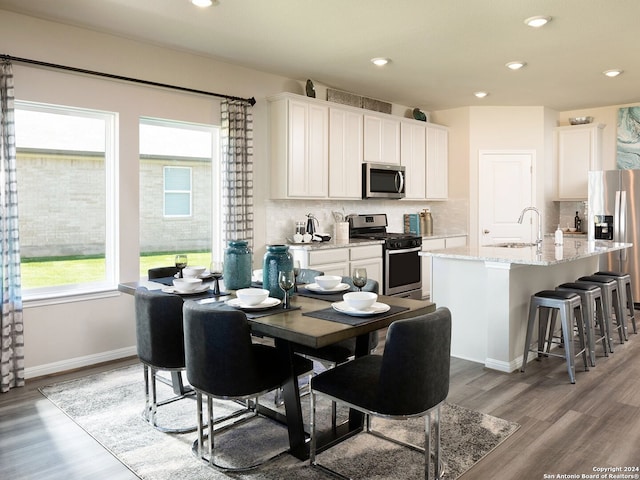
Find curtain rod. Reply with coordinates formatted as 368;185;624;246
1;54;256;106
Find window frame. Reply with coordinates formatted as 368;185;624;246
163;166;193;218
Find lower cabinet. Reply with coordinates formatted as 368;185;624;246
291;244;382;286
421;235;467;298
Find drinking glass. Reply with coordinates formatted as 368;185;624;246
293;260;301;292
175;254;187;278
352;267;367;292
278;270;295;309
210;260;224;296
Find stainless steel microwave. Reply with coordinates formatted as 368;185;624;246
362;163;406;199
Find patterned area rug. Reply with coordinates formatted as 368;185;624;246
40;364;518;479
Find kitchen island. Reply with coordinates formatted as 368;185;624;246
420;239;631;372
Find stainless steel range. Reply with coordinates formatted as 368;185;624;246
348;214;422;299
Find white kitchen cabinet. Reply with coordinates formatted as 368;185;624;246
349;244;383;287
420;235;466;298
364;114;401;165
329;107;363;199
425;124;449;200
268;94;329;199
401;120;426;199
556;123;604;200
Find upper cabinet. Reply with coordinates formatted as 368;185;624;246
401;120;449;200
329;107;363;199
364;114;401;165
269;94;329;199
556;123;604;200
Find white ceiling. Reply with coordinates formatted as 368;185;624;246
1;0;638;112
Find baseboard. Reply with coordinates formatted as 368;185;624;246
25;346;138;379
484;357;519;373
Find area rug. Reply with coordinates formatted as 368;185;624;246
39;364;518;479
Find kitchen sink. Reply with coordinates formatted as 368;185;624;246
493;242;537;248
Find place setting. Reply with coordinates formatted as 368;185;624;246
297;274;351;302
224;270;301;318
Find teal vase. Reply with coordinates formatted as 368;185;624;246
223;240;252;290
263;244;293;299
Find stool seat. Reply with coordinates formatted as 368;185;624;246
534;290;581;301
558;283;600;292
579;275;617;283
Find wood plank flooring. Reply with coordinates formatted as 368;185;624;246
2;328;640;479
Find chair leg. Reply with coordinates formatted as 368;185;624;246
425;411;431;480
310;391;317;467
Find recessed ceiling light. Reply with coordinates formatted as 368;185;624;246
603;69;623;77
474;91;488;98
191;0;215;7
506;61;527;70
371;57;390;66
524;16;551;28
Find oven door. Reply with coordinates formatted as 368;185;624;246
384;246;422;297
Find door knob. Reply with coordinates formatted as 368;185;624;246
483;229;490;234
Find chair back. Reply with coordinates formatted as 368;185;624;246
378;307;451;415
134;288;185;369
148;266;180;279
341;276;380;293
298;268;324;284
183;303;262;397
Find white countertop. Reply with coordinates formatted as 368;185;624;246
419;239;631;266
286;238;384;250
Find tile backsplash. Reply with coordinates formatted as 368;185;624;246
558;201;589;231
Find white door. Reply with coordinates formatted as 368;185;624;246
479;150;534;245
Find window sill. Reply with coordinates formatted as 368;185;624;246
23;285;121;308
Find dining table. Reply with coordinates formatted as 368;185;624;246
118;276;436;460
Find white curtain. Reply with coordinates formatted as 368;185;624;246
0;59;24;393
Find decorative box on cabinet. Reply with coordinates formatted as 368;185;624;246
556;123;604;200
268;94;329;199
364;114;401;165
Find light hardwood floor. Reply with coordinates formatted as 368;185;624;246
2;328;640;479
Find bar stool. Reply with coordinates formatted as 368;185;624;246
521;290;588;384
555;283;609;366
595;271;637;335
577;275;626;346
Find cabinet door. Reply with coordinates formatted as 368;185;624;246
425;125;448;199
401;121;426;199
287;99;328;198
350;258;382;288
329;108;363;198
364;114;400;165
556;124;603;200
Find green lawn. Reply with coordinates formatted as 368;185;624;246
21;252;212;288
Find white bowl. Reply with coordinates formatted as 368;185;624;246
183;266;207;278
343;291;377;310
236;288;269;306
315;275;342;290
568;227;577;232
173;277;203;292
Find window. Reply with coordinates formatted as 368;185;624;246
163;166;192;217
139;118;220;277
14;101;117;297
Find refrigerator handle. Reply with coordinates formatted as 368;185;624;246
619;190;627;261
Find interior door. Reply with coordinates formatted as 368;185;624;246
479;150;534;245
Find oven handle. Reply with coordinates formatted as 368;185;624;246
386;246;421;255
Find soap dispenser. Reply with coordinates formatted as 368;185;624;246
554;224;564;245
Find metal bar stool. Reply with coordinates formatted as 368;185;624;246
521;290;589;384
595;271;637;335
577;275;626;346
555;283;609;366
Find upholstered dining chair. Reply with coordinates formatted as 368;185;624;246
297;268;324;285
148;266;179;280
134;287;196;433
183;302;313;471
310;307;452;480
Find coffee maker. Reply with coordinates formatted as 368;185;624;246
594;214;614;240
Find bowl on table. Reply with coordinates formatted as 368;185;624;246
236;288;269;306
343;291;377;311
314;275;342;290
183;266;207;278
173;277;203;292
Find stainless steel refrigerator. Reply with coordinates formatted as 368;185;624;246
588;169;640;306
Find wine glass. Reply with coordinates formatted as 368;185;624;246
278;270;295;309
210;260;224;295
175;254;187;278
352;267;367;292
293;260;301;292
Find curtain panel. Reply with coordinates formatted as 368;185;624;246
220;100;254;249
0;59;24;393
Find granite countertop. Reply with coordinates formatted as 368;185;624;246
285;238;384;250
420;239;631;266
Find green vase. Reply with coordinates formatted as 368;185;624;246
263;244;293;299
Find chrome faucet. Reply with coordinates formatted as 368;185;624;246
518;207;543;246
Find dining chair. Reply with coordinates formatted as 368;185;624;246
134;287;196;433
310;307;452;480
148;266;179;280
183;302;313;471
297;268;324;284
